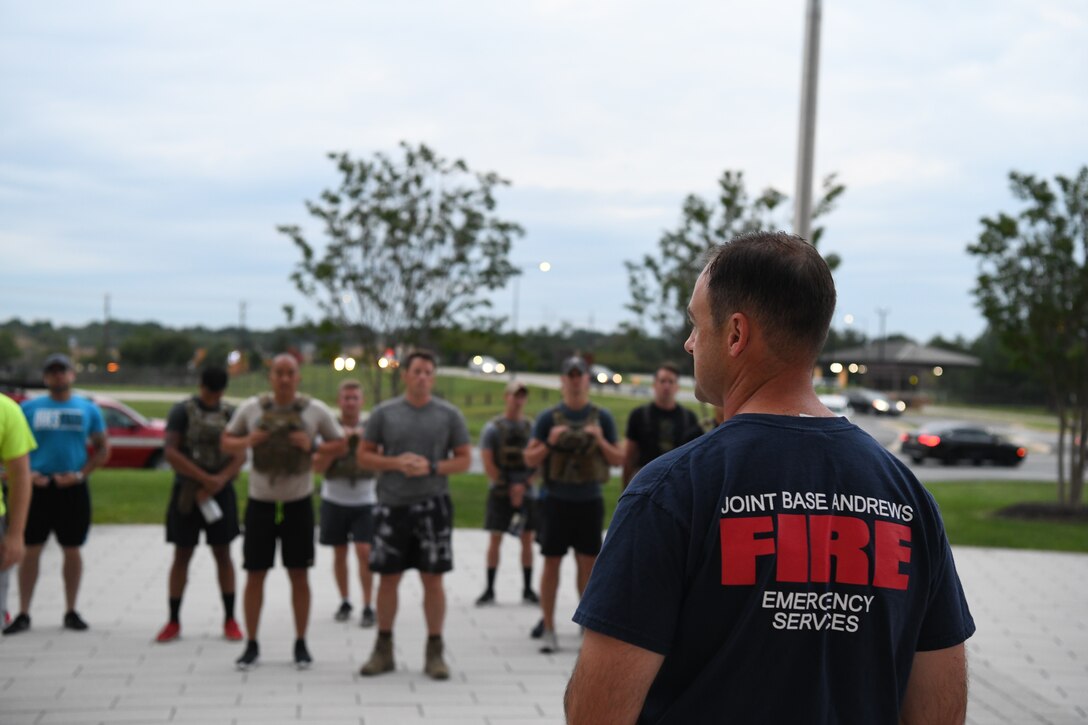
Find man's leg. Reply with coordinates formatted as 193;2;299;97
169;546;195;601
243;569;266;640
421;572;446;636
375;572;401;631
540;555;563;631
286;568;310;639
332;544;349;601
520;529;538;602
477;532;502;605
60;546;82;612
16;544;43;614
354;541;373;607
574;553;596;597
210;544;236;603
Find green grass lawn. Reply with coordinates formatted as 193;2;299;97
89;470;1083;553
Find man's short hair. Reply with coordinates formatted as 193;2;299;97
339;379;362;394
703;231;836;361
655;362;681;379
404;349;437;370
200;366;229;393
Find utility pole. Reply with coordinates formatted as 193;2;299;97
103;293;111;364
792;0;822;243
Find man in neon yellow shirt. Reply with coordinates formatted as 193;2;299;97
0;393;36;626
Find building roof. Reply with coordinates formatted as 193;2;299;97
821;341;980;367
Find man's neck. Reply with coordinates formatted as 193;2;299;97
198;392;219;408
653;399;677;411
273;391;297;407
340;413;361;427
405;391;432;408
49;390;72;403
720;367;831;419
563;394;590;411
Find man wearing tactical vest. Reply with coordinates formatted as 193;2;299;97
356;350;471;681
522;355;623;654
155;366;247;644
221;353;343;671
313;378;377;629
621;363;703;490
475;379;539;607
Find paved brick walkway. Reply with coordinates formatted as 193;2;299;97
1;526;1085;724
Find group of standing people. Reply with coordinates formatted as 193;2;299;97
0;231;975;723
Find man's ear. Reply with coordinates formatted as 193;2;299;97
725;312;750;358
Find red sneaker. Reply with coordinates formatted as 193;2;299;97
223;618;244;641
155;621;181;643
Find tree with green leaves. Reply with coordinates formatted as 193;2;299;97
280;142;524;399
967;166;1088;507
625;170;844;349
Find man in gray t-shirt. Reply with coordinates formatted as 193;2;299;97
357;350;471;681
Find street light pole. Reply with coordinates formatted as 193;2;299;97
510;261;550;379
793;0;822;243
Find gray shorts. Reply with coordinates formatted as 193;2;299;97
319;500;375;546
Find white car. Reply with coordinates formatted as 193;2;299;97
590;364;622;386
818;393;851;419
468;355;506;375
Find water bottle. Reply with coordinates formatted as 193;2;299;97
199;497;223;524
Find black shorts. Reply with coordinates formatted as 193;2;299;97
25;479;91;547
484;492;538;533
242;496;315;571
165;481;240;548
536;496;604;557
319;500;375;546
371;495;453;575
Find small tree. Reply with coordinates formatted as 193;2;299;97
967;167;1088;507
280;142;524;400
625;170;844;349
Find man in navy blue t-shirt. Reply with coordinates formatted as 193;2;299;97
566;232;975;724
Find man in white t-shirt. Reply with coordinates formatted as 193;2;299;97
314;379;377;628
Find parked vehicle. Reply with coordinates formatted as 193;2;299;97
845;388;906;416
467;355;506;375
900;424;1026;467
818;393;851;418
590;364;622;386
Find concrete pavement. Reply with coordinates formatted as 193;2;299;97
1;526;1086;724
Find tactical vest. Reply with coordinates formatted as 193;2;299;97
546;406;610;485
252;394;312;479
490;416;532;492
325;426;376;485
183;397;234;473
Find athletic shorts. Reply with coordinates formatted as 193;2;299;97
319;500;375;546
484;492;538;533
25;479;91;547
370;495;453;575
242;496;315;571
536;496;604;557
165;481;240;548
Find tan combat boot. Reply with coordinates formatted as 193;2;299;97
424;636;449;680
359;633;394;676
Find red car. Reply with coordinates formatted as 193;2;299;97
2;385;167;469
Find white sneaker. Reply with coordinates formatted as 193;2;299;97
539;629;558;654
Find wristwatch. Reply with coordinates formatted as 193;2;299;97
429;460;439;476
74;471;85;483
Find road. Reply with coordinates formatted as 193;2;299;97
104;372;1062;483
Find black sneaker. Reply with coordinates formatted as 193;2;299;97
235;640;260;671
63;611;88;631
530;618;545;639
334;601;352;622
360;607;375;628
293;639;312;670
2;613;30;636
475;589;496;607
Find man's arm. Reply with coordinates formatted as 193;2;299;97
0;452;31;571
438;443;471;475
899;644;968;725
523;438;549;468
565;630;664;725
621;438;639;489
480;447;502;482
83;430;110;477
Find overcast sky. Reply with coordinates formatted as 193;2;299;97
2;0;1085;347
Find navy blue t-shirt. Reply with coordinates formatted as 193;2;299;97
574;414;975;724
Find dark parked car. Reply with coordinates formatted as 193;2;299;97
900;424;1027;467
845;388;906;416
